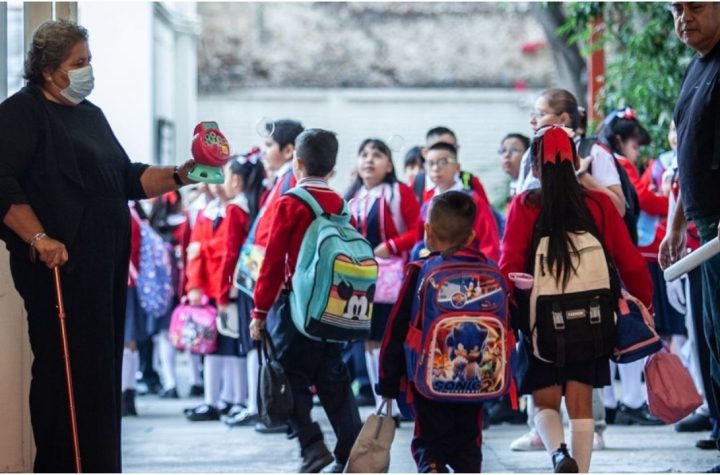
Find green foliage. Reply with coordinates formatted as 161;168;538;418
560;2;694;159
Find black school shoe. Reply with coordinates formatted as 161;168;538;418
551;444;579;473
254;420;289;434
487;400;527;425
696;438;719;450
122;390;138;417
185;404;221;421
188;384;204;397
223;408;259;427
614;403;664;426
320;461;345;473
299;440;334;473
676;413;713;432
159;387;179;399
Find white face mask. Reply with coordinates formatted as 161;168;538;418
59;65;94;104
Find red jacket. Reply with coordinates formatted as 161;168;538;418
128;205;142;288
254;165;297;248
185;199;250;306
500;189;653;309
348;182;420;255
251;183;345;320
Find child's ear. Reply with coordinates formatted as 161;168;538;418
464;229;476;247
281;144;295;161
424;222;436;250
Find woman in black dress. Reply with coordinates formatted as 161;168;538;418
0;20;195;472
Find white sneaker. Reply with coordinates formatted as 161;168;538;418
593;431;606;450
510;430;545;451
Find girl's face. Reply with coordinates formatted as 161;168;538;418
223;169;244;200
426;149;460;192
405;163;423;184
620;137;641;162
530;96;568;132
668;120;677;151
357;144;393;189
499;137;526;180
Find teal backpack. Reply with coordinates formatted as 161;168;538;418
286;187;378;343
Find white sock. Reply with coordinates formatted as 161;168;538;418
220;356;234;404
591;389;606;433
204;355;223;407
151;334;162;375
158;330;177;390
122;348;138;391
534;408;565;457
246;349;259;414
225;356;245;405
603;362;618;409
569;418;594;473
526;396;537;431
190;353;203;386
618;359;645;409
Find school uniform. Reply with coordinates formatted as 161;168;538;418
348;181;420;340
253;161;297;249
377;249;486;473
252;178;362;465
416;178;501;263
500;189;653;394
125;205;148;343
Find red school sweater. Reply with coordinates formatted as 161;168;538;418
185;200;250;306
500;189;653;309
251;184;346;320
254;165;297;249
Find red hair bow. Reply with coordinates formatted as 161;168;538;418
540;125;574;165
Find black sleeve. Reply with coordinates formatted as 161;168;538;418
0;94;40;220
376;264;420;399
125;161;151;201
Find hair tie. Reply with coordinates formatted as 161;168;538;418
535;125;574;165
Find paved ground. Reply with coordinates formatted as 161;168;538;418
122;389;719;473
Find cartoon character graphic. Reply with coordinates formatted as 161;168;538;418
337;281;375;320
445;322;488;382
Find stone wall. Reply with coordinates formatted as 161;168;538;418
197;2;556;93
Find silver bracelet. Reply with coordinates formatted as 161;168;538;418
28;232;47;248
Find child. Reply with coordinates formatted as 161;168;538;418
344;138;420;416
377;191;487;473
183;160;252;422
414;142;500;262
404;145;425;184
249;129;362;473
501;126;652;473
499;133;530;200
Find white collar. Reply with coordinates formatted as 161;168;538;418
298;177;329;188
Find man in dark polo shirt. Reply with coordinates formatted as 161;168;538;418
659;2;720;465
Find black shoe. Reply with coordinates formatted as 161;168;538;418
188;384;204;397
605;406;617;424
488;401;527;425
159;387;179;399
697;438;718;450
614;403;664;426
137;380;163;396
676;413;713;432
551;443;579;473
122;389;138;417
254;420;289;434
299;440;333;473
706;465;720;473
224;404;247;419
354;394;375;407
223;408;259;427
320;461;345;473
185;404;220;421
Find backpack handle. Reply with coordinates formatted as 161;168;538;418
286;187;350;223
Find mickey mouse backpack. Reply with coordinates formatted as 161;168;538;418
286;188;378;343
403;247;514;403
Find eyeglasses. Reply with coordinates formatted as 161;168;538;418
529;109;560;120
426;158;457;170
498;147;524;156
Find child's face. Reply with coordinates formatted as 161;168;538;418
426;149;459;192
499;137;526;180
223;170;243;200
620;137;641;163
668;120;677;151
263;137;292;172
357;143;393;189
530;96;567;132
405;163;423;184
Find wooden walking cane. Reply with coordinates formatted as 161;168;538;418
52;267;82;473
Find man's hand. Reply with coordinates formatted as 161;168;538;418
659;228;687;270
249;318;266;341
34;236;69;268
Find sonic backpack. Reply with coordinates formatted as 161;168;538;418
403;247;514;403
286;187;378;343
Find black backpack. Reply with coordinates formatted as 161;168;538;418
258;331;293;427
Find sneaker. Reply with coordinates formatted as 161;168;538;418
593;431;606;451
185;404;220;421
615;403;665;426
551;443;579;473
224;408;260;427
676;413;713;432
299;440;333;473
510;430;545;451
159;387;179;399
188;384;204;397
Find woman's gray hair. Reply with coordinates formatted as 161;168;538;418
23;20;88;85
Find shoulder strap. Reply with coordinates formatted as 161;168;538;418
413;172;426;202
286;187;350;221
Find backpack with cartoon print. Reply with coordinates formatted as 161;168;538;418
403;247;514;403
286;187;378;343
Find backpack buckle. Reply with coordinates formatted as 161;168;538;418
589;298;602;324
552;304;565;330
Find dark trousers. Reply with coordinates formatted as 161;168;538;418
268;293;362;463
410;389;484;473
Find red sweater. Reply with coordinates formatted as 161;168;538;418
185;200;250;306
500;189;653;309
128;205;142;288
254;166;297;248
252;184;345;320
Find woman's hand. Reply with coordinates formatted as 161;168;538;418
374;243;391;259
187;288;203;306
177;159;197;185
33;236;68;268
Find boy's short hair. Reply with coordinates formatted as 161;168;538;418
295;128;338;177
270;119;304;150
426;126;456;143
427;191;476;245
426;141;458;159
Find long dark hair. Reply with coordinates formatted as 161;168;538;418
344;138;399;200
229;151;266;222
598;108;651;156
527;128;598;290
